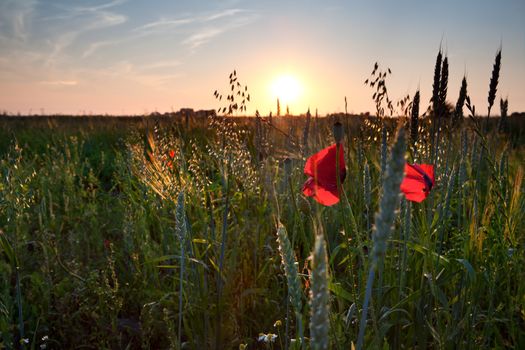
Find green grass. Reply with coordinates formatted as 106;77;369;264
0;113;523;349
1;51;525;349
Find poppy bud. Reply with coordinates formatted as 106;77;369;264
333;122;344;144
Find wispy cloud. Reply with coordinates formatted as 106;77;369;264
0;0;37;42
40;80;78;86
135;18;196;33
182;11;259;51
43;4;128;66
183;28;224;50
82;39;117;58
74;0;127;13
135;8;257;51
141;60;182;71
202;8;245;22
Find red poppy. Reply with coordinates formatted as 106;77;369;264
169;150;175;159
302;144;346;206
400;163;435;203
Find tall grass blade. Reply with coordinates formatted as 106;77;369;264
356;126;406;350
276;225;304;347
309;234;330;350
175;191;188;349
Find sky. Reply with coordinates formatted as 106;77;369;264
0;0;524;116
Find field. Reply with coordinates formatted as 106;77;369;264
1;63;525;349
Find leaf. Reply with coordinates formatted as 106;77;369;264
0;231;17;266
328;282;353;302
455;258;476;282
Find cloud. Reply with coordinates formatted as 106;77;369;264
182;11;259;51
0;0;37;42
40;80;78;86
82;40;114;58
135;18;196;33
43;4;128;66
183;28;224;50
85;11;127;30
74;0;128;13
202;8;245;22
80;7;257;59
135;8;255;45
141;60;182;71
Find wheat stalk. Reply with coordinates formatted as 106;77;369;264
486;49;502;129
454;77;468;124
356;126;406;350
309;234;330;350
410;90;420;150
431;49;443;120
276;224;304;345
303;108;311;156
439;56;449;115
380;125;387;179
498;97;508;132
363;162;372;235
175;191;188;349
433;55;448;163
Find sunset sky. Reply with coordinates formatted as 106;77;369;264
1;0;524;116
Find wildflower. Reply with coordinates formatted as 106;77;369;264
274;320;282;328
400;163;434;202
302;144;346;206
169;149;175;159
258;333;278;343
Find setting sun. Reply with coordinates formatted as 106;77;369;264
270;75;302;105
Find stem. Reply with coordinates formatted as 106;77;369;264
215;175;230;350
16;266;25;346
178;234;185;349
356;265;376;350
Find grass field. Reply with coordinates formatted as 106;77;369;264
1;57;525;349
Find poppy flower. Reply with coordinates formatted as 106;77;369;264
302;144;346;206
400;163;435;202
169;149;175;159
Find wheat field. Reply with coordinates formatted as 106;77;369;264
0;51;524;349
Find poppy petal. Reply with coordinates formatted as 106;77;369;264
302;178;340;206
303;143;346;206
302;177;316;197
304;144;345;184
418;164;435;184
400;163;434;203
400;177;427;202
402;189;428;203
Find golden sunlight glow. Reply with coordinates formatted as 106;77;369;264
270;75;302;105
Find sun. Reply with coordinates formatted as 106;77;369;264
270;75;302;105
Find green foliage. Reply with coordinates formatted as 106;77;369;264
0;67;524;349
